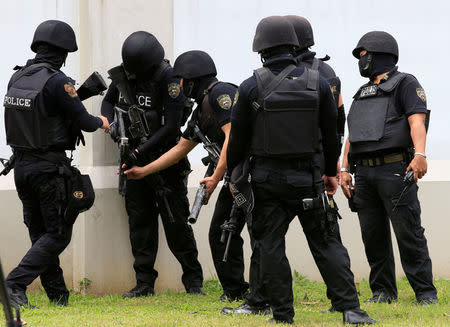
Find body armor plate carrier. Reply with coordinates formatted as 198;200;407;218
4;63;74;151
250;64;320;157
348;72;411;155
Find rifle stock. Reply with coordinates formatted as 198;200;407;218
77;71;107;101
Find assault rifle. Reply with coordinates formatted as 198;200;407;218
107;65;174;222
220;203;241;262
77;71;107;101
188;125;221;224
0;155;15;176
221;159;253;262
0;259;22;327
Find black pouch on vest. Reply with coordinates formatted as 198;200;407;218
64;166;95;225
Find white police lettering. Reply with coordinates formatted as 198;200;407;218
119;92;152;108
4;96;32;109
359;85;378;98
137;95;152;107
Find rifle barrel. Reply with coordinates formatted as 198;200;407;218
188;185;207;224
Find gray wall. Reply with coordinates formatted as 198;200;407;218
1;171;449;294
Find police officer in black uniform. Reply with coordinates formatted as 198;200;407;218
341;31;438;305
4;20;109;307
124;50;249;302
101;32;204;297
285;15;345;162
224;16;376;325
284;14;373;316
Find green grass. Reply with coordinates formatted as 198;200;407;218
2;276;449;326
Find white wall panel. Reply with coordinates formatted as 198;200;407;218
174;0;450;162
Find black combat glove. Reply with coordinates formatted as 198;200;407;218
124;149;140;168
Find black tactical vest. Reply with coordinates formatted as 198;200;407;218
4;64;73;151
348;72;411;155
117;78;163;140
117;60;180;143
250;65;320;157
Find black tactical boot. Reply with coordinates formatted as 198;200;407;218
7;287;36;309
122;284;154;298
186;287;206;296
222;302;271;315
417;297;438;305
50;293;69;306
364;293;395;304
268;317;294;324
343;308;377;325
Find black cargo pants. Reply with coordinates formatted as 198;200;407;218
245;159;360;322
6;153;72;302
125;163;203;290
353;161;437;300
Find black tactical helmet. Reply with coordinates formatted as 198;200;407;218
284;15;314;48
173;50;217;79
121;31;165;75
30;20;78;53
352;31;399;63
252;16;299;53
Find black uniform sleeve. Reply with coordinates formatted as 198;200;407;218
137;69;184;154
396;75;428;117
209;83;235;126
227;77;255;173
44;73;102;132
101;83;120;124
318;76;339;176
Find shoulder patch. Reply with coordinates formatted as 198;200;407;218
64;82;78;98
416;88;426;102
168;83;181;99
217;94;232;110
233;90;239;107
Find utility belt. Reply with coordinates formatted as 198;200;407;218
348;148;413;173
356;152;405;167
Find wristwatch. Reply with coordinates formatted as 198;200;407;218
340;167;350;173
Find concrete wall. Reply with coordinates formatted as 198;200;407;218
0;0;449;296
1;163;449;295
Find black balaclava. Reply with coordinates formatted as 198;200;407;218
359;52;396;80
294;47;316;62
33;44;68;69
184;75;217;102
260;45;295;63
